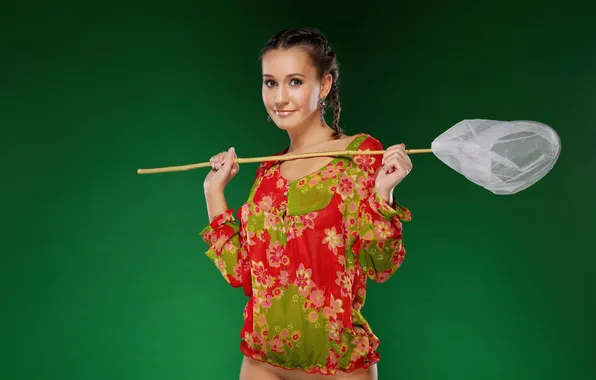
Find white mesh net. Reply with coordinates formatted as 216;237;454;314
430;119;561;194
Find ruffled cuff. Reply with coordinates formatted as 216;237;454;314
370;190;412;222
199;209;238;246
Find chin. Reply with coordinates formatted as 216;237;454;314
273;117;303;131
272;112;313;131
274;121;299;131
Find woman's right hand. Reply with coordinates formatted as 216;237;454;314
203;147;239;193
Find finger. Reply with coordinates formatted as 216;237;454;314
392;153;412;171
382;151;400;165
231;149;240;174
385;143;406;154
211;155;223;170
392;144;408;159
382;149;409;167
230;148;239;174
383;144;407;163
392;150;411;171
231;162;240;176
221;147;235;174
215;152;227;170
385;157;406;175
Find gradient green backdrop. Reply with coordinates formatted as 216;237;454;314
2;1;595;379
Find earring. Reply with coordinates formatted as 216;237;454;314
267;114;271;122
319;98;327;121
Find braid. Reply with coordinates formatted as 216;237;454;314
329;84;342;139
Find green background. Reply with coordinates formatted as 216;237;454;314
2;1;594;379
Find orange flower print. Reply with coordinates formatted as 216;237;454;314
280;255;290;266
240;203;252;223
256;314;268;328
278;271;290;287
269;335;284;354
323;295;344;319
258;195;274;213
338;176;355;198
299;212;318;230
354;154;375;174
328;348;338;367
252;331;266;351
350;335;370;361
294;263;314;296
266;274;277;288
280;328;290;340
321;163;344;180
244;331;255;348
328;320;342;341
232;262;243;282
276;178;285;189
272;287;283;299
347;201;358;214
307;288;325;309
374;219;393;240
261;293;273;308
266;242;284;268
322;226;344;254
307;310;319;323
264;213;278;230
252;261;268;287
335;272;352;297
357;175;370;198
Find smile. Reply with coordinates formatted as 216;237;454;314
275;110;296;116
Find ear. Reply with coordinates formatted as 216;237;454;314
320;73;333;99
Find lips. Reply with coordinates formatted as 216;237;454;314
275;110;296;116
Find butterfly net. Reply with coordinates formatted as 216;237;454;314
430;119;561;194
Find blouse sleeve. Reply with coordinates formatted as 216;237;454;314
199;209;246;288
344;135;412;283
199;164;266;289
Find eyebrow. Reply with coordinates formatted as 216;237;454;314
263;73;306;78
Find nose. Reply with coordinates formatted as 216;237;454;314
274;84;289;107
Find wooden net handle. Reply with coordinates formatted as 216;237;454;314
137;148;433;175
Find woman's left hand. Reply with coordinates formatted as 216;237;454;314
375;143;413;202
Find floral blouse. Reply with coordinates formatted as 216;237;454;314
200;133;411;375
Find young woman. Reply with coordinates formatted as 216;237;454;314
201;28;413;380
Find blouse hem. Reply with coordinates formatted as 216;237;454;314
239;343;380;376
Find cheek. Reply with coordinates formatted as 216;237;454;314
291;87;319;111
262;88;273;107
308;90;319;110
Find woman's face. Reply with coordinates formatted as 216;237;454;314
261;47;330;132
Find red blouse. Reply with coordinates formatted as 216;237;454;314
200;133;411;375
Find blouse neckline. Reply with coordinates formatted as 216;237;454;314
275;133;366;185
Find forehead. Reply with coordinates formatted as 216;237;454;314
261;47;316;76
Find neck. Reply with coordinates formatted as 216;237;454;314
287;116;336;153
